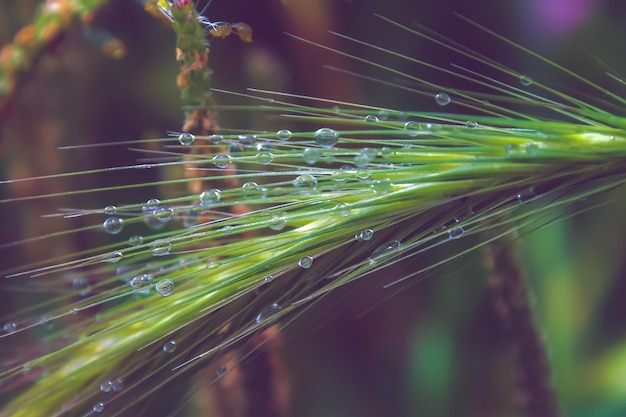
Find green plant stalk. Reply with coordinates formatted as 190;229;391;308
2;7;626;417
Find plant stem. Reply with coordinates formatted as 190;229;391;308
484;229;562;417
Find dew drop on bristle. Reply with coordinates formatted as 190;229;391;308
435;92;451;106
255;152;273;165
371;178;392;194
3;321;16;333
276;129;292;141
102;217;123;234
216;366;227;379
255;303;281;324
200;189;221;206
370;240;401;264
104;251;123;263
264;275;274;283
111;378;124;392
162;340;176;353
238;134;257;146
314;127;338;148
242;182;259;193
520;74;533;86
145;198;160;210
335;203;351;217
153;207;174;223
150;239;172;256
448;227;465;239
100;381;112;393
178;132;195;145
129;274;153;290
404;121;420;137
466;120;478;128
302;147;321;165
92;402;105;413
293;174;317;192
213;154;231;168
517;187;537;204
365;114;379;123
355;228;374;241
155;279;174;296
298;256;313;269
269;215;287;231
209;134;224;144
104;205;117;215
128;235;143;246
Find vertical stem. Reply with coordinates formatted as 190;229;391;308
484;230;562;417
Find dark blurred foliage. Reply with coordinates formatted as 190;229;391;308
2;0;626;416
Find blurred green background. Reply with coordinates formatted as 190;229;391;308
2;0;626;416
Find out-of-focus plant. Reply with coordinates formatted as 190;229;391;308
1;1;626;417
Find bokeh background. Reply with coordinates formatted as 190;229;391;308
2;0;626;416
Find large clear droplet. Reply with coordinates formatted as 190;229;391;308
302;147;321;165
517;187;537;204
150;239;172;256
128;235;143;246
93;402;105;413
155;279;174;296
129;274;153;291
314;127;339;148
111;378;124;392
520;74;533;86
104;205;117;215
213;154;231;168
369;240;401;264
162;340;176;353
355;228;374;241
371;178;392;194
435;92;451;106
293;174;317;193
102;217;123;234
199;189;221;206
178;132;195;145
3;321;16;333
269;215;287;231
298;256;313;269
100;380;112;393
448;227;465;240
276;129;292;141
255;303;281;324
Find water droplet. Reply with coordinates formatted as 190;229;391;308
276;129;292;141
199;188;221;206
155;279;174;296
255;303;281;324
369;240;401;264
517;187;537;204
331;170;349;183
466;120;478;128
242;182;259;193
104;205;117;215
525;142;540;156
128;235;143;246
298;256;313;269
354;153;370;168
334;203;351;217
93;402;105;413
102;217;123;234
178;132;195;145
150;239;172;256
255;152;274;165
111;378;124;392
153;206;174;223
435;92;451;106
213;154;231;169
238;134;257;146
364;114;379;123
448;227;465;239
404;121;421;137
104;251;124;263
162;340;177;353
314;127;339;148
302;147;321;165
355;228;374;241
264;275;275;283
269;215;287;231
129;274;153;291
145;198;160;210
182;210;199;228
209;134;224;144
70;308;79;315
293;174;317;193
504;144;521;157
520;74;533;86
381;147;394;158
356;170;371;181
100;380;112;393
216;366;227;379
371;178;392;194
3;321;16;333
